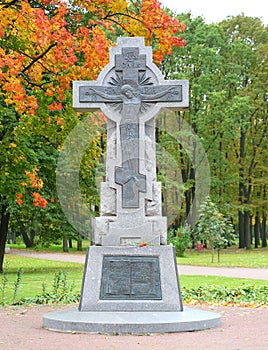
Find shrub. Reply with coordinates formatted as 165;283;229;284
168;225;192;257
194;197;236;262
182;284;268;306
16;271;80;305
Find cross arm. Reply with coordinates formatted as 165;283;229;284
73;81;121;112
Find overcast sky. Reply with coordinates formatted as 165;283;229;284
160;0;267;25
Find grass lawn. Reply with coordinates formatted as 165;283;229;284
177;248;268;268
6;241;90;253
1;255;84;305
179;275;267;289
1;254;267;306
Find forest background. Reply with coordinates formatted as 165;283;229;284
0;0;267;273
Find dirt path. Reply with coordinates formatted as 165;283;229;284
10;249;268;280
0;304;267;350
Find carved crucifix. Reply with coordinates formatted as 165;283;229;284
77;47;183;208
73;37;188;246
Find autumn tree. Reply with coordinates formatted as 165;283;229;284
0;0;187;272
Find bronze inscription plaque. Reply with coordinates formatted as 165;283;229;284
100;256;162;300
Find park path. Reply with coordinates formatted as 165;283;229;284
9;249;268;280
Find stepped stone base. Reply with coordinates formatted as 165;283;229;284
43;245;221;334
43;307;221;334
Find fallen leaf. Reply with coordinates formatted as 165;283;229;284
16;309;28;316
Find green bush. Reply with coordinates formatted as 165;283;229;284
168;225;192;257
182;284;268;305
16;271;80;305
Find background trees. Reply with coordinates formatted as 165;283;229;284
0;1;267;273
160;14;267;249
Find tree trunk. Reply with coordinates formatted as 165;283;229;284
254;214;260;248
185;168;195;228
177;115;195;229
7;231;16;244
77;239;82;251
68;239;73;249
244;211;251;249
0;204;10;273
250;215;253;245
238;130;246;248
261;212;267;248
30;229;35;244
21;230;34;248
63;238;68;252
238;211;245;248
211;247;214;263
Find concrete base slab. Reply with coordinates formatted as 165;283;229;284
43;307;221;334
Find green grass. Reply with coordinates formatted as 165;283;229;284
1;255;83;305
1;254;267;306
177;248;268;268
6;241;90;253
179;275;267;289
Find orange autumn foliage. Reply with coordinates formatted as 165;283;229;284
32;192;48;209
25;167;44;190
17;167;48;208
16;193;23;205
0;0;186;115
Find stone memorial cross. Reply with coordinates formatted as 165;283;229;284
44;38;221;329
73;37;188;246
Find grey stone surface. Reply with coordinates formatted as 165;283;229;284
79;246;183;312
100;183;116;216
73;37;189;246
145;182;162;216
43;307;221;334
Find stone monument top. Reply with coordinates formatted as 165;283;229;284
73;37;189;246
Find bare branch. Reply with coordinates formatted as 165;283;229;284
21;43;57;74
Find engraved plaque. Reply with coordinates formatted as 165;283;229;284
115;47;146;72
100;256;162;300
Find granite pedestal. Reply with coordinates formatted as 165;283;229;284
79;246;182;312
43;246;221;333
